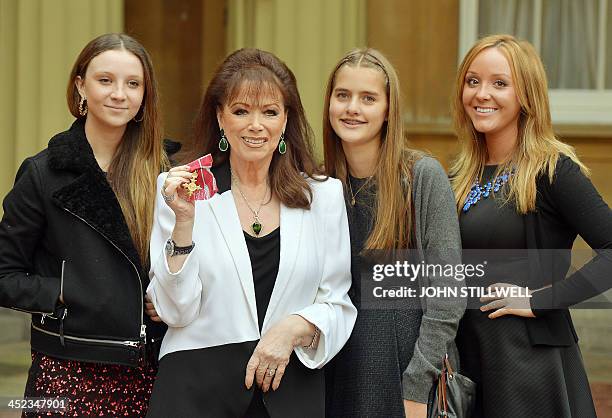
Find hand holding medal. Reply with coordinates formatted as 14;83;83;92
182;154;218;201
161;154;218;222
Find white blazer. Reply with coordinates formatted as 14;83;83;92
147;173;356;369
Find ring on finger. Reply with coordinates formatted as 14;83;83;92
267;368;276;377
161;190;175;203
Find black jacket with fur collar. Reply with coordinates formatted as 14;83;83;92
0;119;165;366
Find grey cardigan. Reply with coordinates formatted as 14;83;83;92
325;156;465;417
402;156;466;402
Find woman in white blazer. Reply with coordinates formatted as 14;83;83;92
145;48;356;418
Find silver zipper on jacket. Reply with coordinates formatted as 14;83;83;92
32;323;140;348
41;311;58;325
62;208;146;343
41;259;67;325
59;259;65;304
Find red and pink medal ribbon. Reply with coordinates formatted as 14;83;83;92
182;154;218;201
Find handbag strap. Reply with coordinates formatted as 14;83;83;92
444;355;454;377
435;355;454;416
437;370;448;415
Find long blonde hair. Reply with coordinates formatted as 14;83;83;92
323;48;421;250
67;33;169;266
451;34;588;213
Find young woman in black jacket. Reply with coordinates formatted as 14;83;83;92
451;34;610;418
0;33;168;417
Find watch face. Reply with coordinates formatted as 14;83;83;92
165;239;174;255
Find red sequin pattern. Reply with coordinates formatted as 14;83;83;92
23;351;157;417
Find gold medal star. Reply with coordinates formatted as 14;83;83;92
182;172;202;197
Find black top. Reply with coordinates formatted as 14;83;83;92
345;175;376;306
459;165;530;296
527;156;612;314
459;156;612;347
244;227;281;330
460;165;525;250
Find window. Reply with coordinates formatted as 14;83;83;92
459;0;612;125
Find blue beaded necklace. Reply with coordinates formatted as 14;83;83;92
462;168;515;212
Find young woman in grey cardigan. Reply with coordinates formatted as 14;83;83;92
322;48;466;418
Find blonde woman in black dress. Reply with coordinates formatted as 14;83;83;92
451;34;609;418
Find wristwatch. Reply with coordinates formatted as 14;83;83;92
165;239;195;257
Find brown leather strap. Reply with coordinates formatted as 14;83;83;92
436;355;453;416
444;356;454;375
436;369;446;414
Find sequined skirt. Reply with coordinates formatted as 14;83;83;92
23;350;157;417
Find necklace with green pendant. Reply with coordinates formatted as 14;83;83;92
231;170;268;236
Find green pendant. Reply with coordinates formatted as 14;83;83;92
252;221;262;236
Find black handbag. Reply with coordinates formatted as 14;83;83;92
427;355;476;418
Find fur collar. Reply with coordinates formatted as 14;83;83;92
48;119;99;173
48;119;143;271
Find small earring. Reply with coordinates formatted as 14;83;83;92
219;129;229;152
78;96;87;116
133;106;144;122
278;132;287;154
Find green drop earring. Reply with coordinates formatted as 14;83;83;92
219;129;229;152
278;132;287;154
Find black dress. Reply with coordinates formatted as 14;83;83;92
325;176;423;418
457;165;597;418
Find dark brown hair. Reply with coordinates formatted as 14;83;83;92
183;48;322;209
66;33;168;266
